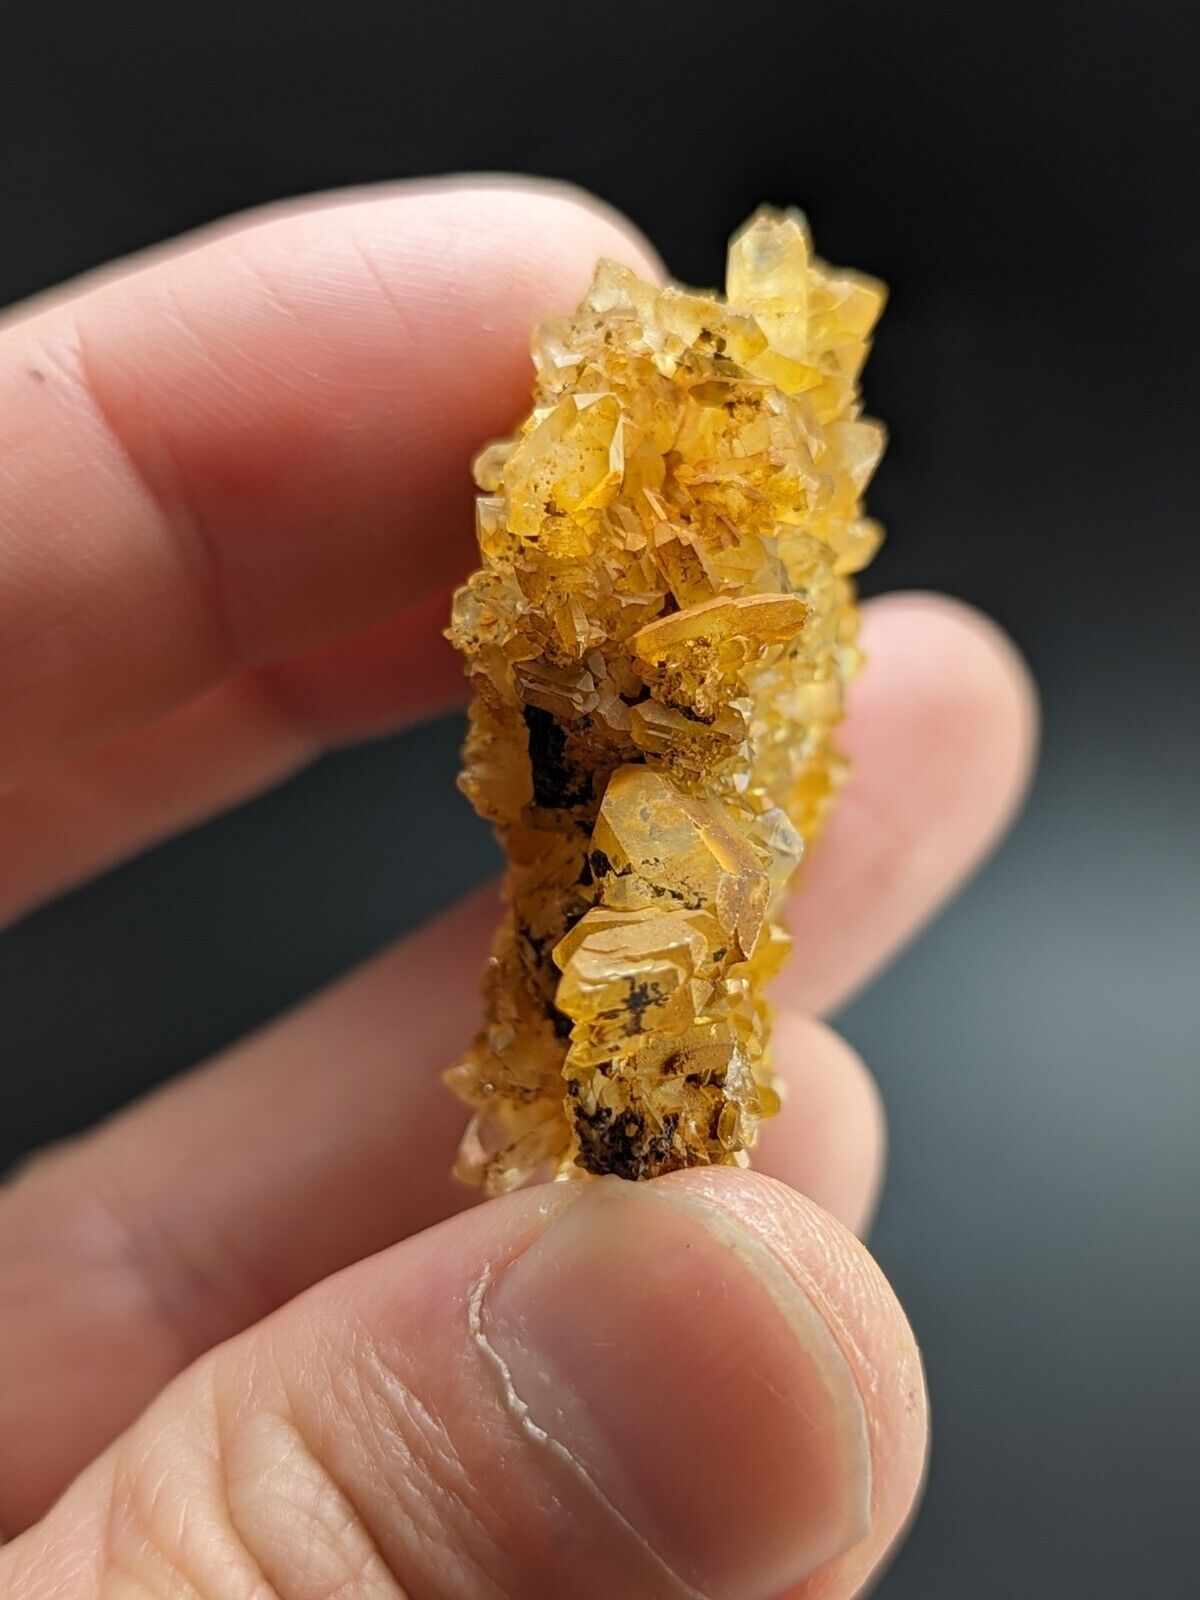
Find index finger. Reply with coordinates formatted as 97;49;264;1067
0;179;659;791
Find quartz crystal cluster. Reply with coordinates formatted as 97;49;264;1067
446;209;886;1192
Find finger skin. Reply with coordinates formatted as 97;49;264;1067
0;180;659;793
758;1012;887;1240
781;590;1038;1016
0;887;498;1533
0;587;465;926
0;177;664;334
0;1172;926;1600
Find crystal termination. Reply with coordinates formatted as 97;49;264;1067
446;209;886;1193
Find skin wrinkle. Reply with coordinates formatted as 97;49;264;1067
199;666;324;769
107;1357;285;1600
317;1362;434;1598
0;667;318;927
354;1340;508;1562
184;246;355;423
225;242;326;347
219;1405;410;1600
296;1324;507;1600
107;1448;208;1600
0;1448;117;1597
0;1161;199;1488
184;1370;278;1600
69;1473;119;1600
83;247;415;678
0;331;142;678
70;301;237;683
62;1159;263;1377
344;232;423;359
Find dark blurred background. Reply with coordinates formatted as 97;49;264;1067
2;2;1198;1594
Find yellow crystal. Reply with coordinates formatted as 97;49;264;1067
446;207;886;1192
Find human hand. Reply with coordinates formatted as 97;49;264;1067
0;180;1036;1599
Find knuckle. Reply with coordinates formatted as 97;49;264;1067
95;1350;407;1600
101;1359;262;1600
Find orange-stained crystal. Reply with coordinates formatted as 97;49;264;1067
445;209;886;1192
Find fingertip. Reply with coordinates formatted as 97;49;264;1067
659;1167;930;1598
756;1011;887;1237
396;172;665;283
781;590;1039;1015
856;589;1040;813
266;179;662;345
0;173;665;791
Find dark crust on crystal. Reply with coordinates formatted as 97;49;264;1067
572;1102;687;1180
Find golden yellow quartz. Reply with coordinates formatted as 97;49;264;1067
445;208;886;1192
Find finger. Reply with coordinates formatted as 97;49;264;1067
0;1171;927;1600
0;886;498;1531
0;890;880;1528
758;1011;887;1240
0;587;464;926
781;590;1038;1016
0;179;516;326
0;179;659;793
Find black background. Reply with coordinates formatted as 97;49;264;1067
2;3;1199;1595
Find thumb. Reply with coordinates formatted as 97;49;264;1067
1;1170;926;1600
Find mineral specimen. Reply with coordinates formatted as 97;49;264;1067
446;208;886;1192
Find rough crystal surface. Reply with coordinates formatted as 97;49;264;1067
445;208;886;1192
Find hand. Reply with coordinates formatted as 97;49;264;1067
0;180;1035;1599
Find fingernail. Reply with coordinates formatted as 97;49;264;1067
480;1179;871;1599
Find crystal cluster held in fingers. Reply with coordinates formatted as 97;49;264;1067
445;209;886;1192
